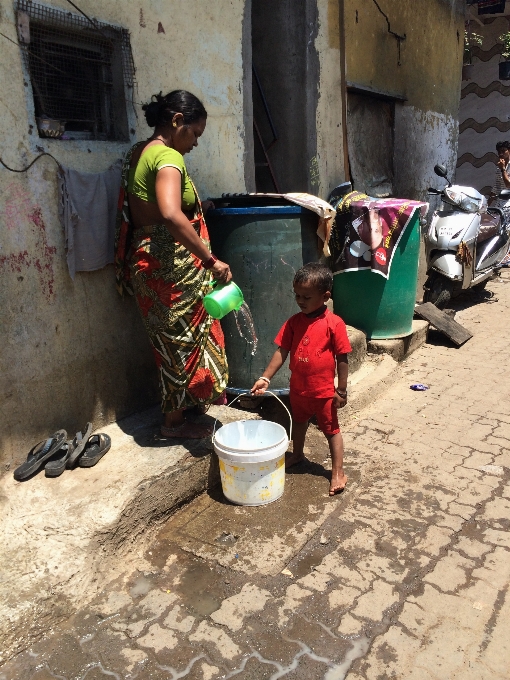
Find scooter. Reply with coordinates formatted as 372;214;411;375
423;164;510;308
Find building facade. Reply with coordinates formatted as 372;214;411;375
457;1;510;195
0;0;346;471
0;0;466;472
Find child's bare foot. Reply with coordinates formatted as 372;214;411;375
329;471;348;495
285;450;306;468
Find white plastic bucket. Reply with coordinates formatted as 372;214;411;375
212;392;291;506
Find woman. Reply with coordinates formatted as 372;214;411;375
115;90;232;438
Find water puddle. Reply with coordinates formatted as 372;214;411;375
221;636;348;680
323;635;371;679
129;575;153;598
173;557;224;617
81;662;122;679
156;654;207;679
233;302;258;355
290;548;326;579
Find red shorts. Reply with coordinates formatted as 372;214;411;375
290;393;340;436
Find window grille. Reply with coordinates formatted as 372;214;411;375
16;0;136;141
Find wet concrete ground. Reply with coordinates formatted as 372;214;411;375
2;275;510;679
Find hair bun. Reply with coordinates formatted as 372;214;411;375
142;101;161;128
142;90;207;129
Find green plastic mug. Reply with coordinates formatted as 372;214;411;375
203;281;244;319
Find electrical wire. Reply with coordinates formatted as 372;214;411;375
63;0;115;46
0;152;62;173
0;30;67;75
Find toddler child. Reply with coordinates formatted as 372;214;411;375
251;263;351;495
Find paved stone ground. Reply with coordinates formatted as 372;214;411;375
2;273;510;680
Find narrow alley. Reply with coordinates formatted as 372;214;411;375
2;273;509;680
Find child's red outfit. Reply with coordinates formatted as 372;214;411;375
274;308;352;436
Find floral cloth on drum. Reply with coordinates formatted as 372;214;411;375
114;143;228;413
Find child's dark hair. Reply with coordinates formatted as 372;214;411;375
143;90;207;128
293;262;333;293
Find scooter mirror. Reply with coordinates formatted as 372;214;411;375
428;187;441;194
434;164;448;178
499;189;510;199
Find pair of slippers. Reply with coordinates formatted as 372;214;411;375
13;424;111;481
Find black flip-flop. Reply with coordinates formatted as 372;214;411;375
66;422;93;469
44;440;74;478
78;433;111;468
13;430;67;481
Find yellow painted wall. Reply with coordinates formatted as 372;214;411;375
345;0;464;115
343;0;465;297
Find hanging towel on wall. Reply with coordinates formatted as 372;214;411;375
58;160;122;279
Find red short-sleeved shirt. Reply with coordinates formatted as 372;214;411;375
274;308;351;398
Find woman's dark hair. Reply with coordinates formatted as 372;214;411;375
293;262;333;294
496;140;510;152
142;90;207;128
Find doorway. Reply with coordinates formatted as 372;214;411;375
346;91;395;197
251;0;319;193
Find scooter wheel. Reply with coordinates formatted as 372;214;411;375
423;274;454;309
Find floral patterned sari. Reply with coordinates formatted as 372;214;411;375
114;143;228;412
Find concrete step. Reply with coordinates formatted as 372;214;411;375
0;332;400;661
366;320;429;362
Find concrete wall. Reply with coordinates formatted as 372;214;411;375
457;4;510;195
251;0;345;196
345;0;465;197
0;0;251;472
344;0;465;294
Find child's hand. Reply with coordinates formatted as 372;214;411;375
334;391;347;409
251;379;269;395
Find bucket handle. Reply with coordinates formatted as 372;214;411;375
211;390;292;445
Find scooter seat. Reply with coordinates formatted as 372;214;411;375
477;212;500;243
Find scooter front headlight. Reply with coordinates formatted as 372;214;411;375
444;187;483;212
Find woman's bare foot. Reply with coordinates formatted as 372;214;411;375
329;471;348;495
184;404;208;417
160;422;213;439
285;450;307;468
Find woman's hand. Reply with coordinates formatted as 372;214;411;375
251;379;269;396
211;259;232;283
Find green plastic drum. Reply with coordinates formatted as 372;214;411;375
207;205;319;394
203;281;244;319
333;211;420;339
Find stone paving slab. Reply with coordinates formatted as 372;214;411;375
157;426;361;577
2;275;509;679
0;351;400;662
0;404;260;661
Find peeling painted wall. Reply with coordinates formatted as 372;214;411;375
344;0;465;294
314;0;346;197
344;0;464;196
0;0;251;472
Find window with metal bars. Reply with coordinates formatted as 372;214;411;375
16;0;136;141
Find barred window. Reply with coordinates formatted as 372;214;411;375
16;0;136;141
